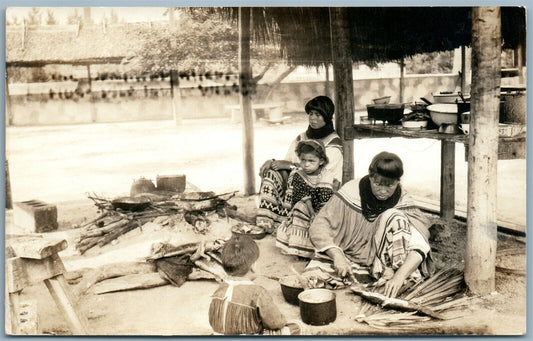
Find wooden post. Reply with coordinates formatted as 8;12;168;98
465;7;501;294
239;7;256;195
440;141;455;220
399;57;405;103
325;65;331;99
6;68;14;126
170;70;182;125
460;45;466;93
329;7;355;184
6;160;13;209
86;64;97;123
515;42;524;85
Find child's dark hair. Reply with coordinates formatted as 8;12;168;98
221;235;260;276
295;140;329;165
368;151;403;183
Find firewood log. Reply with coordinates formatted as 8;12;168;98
74;261;157;297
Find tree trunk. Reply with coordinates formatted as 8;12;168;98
465;6;501;294
329;7;355;184
170;70;182;125
239;7;256;195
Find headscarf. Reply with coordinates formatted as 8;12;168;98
305;96;335;139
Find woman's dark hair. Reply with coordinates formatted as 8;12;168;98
368;151;403;182
221;235;260;276
296;140;329;165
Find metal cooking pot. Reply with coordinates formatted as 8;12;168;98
111;196;151;211
298;289;336;326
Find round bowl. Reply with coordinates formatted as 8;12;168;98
372;96;391;104
231;225;266;240
359;116;372;125
298;289;336;326
279;275;305;305
427;104;458;126
402;120;428;130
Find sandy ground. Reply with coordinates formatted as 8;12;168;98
4;116;527;335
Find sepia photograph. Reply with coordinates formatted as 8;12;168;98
3;5;527;336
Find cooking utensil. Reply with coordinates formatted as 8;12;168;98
279;275;305;305
402;120;428;130
372;96;391;104
427;104;458;126
432;92;471;104
366;104;405;124
438;123;461;134
458;91;467;103
420;97;432;105
231;225;266;240
298;289;337;326
111;196;151;211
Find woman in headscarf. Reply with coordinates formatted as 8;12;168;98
256;96;343;234
306;151;434;298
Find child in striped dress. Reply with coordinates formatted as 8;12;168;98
208;235;303;335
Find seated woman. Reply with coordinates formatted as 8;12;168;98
256;95;343;234
307;151;434;298
275;140;335;258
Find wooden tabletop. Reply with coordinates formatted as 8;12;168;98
344;124;526;145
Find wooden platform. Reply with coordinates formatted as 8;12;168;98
412;195;525;236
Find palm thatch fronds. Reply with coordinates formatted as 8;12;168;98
207;7;526;67
352;268;472;331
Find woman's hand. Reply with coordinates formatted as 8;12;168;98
259;159;274;177
383;275;404;298
332;253;352;278
382;251;424;298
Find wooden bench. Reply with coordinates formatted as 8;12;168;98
225;103;284;123
6;236;89;335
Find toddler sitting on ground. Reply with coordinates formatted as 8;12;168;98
208;235;303;335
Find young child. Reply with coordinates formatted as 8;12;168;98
276;140;335;258
208;235;303;335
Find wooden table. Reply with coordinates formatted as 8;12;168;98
226;103;283;123
344;123;526;220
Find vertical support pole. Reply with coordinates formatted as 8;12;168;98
515;42;524;85
465;6;501;294
440;141;455;221
86;64;97;123
461;45;467;93
329;7;355;184
399;57;405;103
325;65;331;99
6;159;13;209
239;7;255;195
6;67;14;126
170;70;182;125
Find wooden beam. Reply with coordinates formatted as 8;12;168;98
440;141;455;221
465;7;501;294
239;7;256;195
6;56;125;68
7;237;67;260
329;7;355;184
44;274;89;334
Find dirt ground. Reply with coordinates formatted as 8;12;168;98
4;116;527;335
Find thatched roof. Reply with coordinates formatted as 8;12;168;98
5;22;159;66
215;6;526;66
